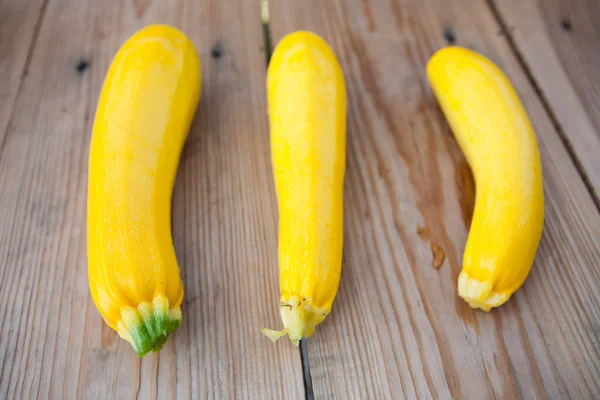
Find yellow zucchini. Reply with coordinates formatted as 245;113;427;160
262;31;347;345
427;46;544;311
87;25;201;356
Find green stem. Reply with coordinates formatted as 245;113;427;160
116;294;182;357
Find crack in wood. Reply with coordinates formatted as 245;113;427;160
261;0;273;65
300;338;315;400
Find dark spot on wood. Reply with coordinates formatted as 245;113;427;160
76;60;90;74
416;225;430;241
443;27;456;45
431;243;445;269
416;226;445;268
211;43;223;59
496;26;515;37
560;19;572;32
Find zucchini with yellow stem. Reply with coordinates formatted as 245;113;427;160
262;31;347;345
427;47;544;311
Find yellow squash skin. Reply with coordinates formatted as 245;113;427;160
427;47;544;311
261;32;346;345
87;25;201;356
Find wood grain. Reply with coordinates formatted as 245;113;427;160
0;0;302;398
491;0;600;200
268;0;600;398
0;0;48;149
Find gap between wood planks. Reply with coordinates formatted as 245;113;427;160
485;0;600;213
260;1;315;399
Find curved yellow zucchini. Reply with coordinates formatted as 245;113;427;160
262;32;347;345
87;25;201;356
427;46;544;311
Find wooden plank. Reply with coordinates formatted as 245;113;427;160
268;0;600;398
491;0;600;199
0;0;303;398
0;0;48;150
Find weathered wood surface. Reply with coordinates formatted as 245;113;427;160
1;0;600;398
0;0;302;398
268;0;600;398
492;0;600;198
0;0;47;148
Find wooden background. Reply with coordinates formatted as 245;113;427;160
0;0;599;398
